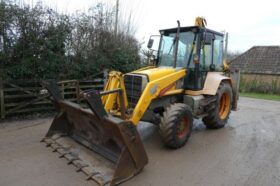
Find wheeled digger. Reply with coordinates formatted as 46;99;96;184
42;17;240;185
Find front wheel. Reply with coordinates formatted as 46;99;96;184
203;82;233;129
159;103;193;149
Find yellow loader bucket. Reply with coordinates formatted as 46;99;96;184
41;81;148;185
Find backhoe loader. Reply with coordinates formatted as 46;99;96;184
42;17;240;185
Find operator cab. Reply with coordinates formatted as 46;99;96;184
148;26;225;90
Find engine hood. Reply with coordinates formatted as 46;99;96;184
132;67;180;81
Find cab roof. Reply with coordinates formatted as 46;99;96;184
159;26;224;37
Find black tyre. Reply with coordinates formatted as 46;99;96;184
159;103;193;149
203;82;232;129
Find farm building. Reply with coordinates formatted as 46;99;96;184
230;46;280;94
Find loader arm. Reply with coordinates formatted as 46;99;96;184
102;71;128;112
130;69;187;125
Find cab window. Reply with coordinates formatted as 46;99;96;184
200;33;223;71
213;35;223;70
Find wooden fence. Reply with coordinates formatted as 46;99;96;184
0;77;105;119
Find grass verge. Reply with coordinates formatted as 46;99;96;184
240;92;280;101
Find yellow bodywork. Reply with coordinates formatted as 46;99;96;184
102;68;233;125
133;67;180;82
132;66;156;73
102;71;128;112
130;68;186;125
223;60;230;71
102;67;186;125
195;17;207;27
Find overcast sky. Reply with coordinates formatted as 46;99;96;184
24;0;280;52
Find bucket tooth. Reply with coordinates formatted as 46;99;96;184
92;174;108;185
98;175;112;186
51;143;60;151
51;133;63;140
102;179;111;186
67;157;79;165
40;138;46;143
45;141;53;147
59;151;71;158
76;164;89;172
86;171;100;180
52;146;62;152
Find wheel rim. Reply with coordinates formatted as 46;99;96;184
177;117;189;139
219;92;231;120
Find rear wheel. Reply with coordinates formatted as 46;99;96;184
159;103;193;149
203;82;232;129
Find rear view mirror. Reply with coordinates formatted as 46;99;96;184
147;39;154;49
147;35;160;51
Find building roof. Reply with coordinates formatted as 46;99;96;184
230;46;280;75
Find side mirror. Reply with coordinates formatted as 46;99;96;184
204;33;214;45
147;39;154;49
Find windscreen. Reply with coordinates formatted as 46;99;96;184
158;31;196;68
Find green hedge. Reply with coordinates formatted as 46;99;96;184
239;75;280;94
1;1;141;80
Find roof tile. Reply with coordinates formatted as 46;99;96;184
230;46;280;75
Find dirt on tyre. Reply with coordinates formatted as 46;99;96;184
203;82;232;129
159;103;193;149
